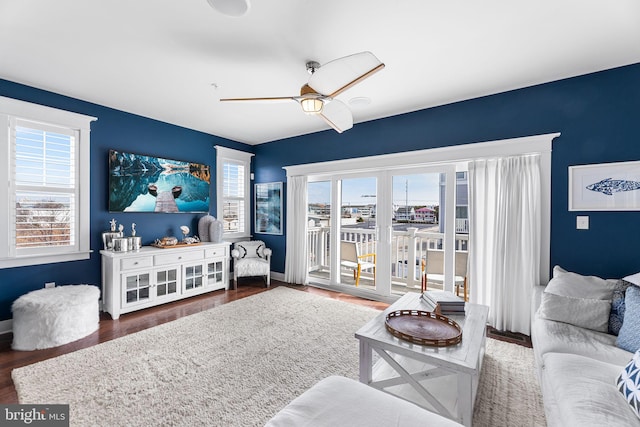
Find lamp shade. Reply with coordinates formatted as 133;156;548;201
300;98;323;114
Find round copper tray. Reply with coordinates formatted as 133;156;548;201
385;309;462;347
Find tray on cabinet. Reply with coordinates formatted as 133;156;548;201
151;242;202;249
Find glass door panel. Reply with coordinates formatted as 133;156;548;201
339;176;377;290
390;173;442;296
206;260;225;289
307;181;331;283
156;268;178;298
184;264;203;291
124;272;150;305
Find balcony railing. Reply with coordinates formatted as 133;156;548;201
308;226;469;290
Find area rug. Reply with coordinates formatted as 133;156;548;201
12;287;545;426
474;338;546;426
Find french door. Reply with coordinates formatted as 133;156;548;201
307;164;464;300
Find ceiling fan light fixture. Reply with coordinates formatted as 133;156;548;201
300;98;323;114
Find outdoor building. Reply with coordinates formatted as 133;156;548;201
440;171;469;233
415;206;437;223
394;206;416;221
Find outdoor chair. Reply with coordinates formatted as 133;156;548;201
340;241;376;287
231;240;272;288
421;250;468;301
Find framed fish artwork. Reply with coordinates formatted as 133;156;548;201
569;161;640;211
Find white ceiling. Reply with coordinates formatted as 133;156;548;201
1;0;640;145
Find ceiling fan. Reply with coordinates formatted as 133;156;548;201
220;51;385;133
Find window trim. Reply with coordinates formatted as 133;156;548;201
0;96;96;269
215;146;254;240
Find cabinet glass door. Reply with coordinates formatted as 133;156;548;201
205;260;225;289
156;268;179;297
184;263;204;291
124;272;150;304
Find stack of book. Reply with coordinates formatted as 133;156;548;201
421;290;466;315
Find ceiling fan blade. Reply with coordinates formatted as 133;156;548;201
308;51;385;98
220;96;296;103
318;99;353;133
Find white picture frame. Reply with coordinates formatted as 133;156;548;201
569;160;640;211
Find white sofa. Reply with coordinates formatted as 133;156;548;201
531;268;640;426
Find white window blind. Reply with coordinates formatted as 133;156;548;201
13;122;77;252
0;95;96;269
223;161;245;233
215;146;253;239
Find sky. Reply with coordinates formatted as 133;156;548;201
308;173;441;206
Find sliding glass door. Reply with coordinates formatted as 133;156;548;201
307;175;380;291
388;168;468;297
338;176;378;290
308;181;331;283
307;165;466;300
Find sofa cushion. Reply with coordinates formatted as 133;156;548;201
617;285;640;353
541;352;639;426
548;266;617;300
532;313;633;367
538;291;610;332
616;349;640;419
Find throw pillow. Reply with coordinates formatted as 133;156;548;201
236;244;248;258
538;291;611;332
616;349;640;419
623;271;640;287
547;266;617;300
235;241;265;259
609;280;633;335
617;285;640;353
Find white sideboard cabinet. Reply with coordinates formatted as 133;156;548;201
100;242;230;319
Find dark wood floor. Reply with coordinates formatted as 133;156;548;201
0;279;389;404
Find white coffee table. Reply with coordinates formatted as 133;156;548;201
355;292;489;426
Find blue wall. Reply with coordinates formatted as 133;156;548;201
254;62;640;280
2;62;639;320
0;79;252;321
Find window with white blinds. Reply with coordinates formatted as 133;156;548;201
216;146;253;239
0;96;96;269
222;161;245;233
13;122;77;251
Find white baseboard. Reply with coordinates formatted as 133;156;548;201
271;271;285;282
0;319;13;335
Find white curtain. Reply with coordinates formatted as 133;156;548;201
468;154;541;335
284;175;309;284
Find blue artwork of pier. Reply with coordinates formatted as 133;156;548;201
109;150;210;213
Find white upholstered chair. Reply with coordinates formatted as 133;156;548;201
231;240;272;288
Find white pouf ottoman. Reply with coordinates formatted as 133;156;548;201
12;285;100;351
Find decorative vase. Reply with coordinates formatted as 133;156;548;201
210;219;224;243
198;215;216;242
